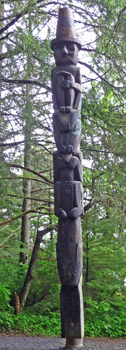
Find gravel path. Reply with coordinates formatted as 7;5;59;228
0;336;126;350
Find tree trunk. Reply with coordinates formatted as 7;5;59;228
0;3;4;105
19;11;32;264
85;232;89;283
20;227;50;311
19;114;32;263
49;171;53;239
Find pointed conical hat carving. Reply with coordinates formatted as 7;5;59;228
51;7;81;50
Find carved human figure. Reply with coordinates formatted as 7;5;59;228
53;150;83;183
57;217;83;286
53;151;83;219
51;41;82;154
51;42;82;113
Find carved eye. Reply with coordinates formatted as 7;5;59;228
66;43;75;51
54;42;75;52
54;42;64;50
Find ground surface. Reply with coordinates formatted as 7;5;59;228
0;333;126;350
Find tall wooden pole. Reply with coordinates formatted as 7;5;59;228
51;7;84;348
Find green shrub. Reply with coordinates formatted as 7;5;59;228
0;285;12;310
84;296;126;337
0;309;61;336
1;296;126;338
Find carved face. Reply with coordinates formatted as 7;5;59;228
53;41;79;66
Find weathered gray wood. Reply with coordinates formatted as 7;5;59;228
51;7;84;348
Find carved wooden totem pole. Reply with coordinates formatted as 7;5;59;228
51;7;84;348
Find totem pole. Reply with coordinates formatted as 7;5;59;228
51;7;84;348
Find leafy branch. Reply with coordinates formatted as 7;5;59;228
8;163;53;185
0;206;52;227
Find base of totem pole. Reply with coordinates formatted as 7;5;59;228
60;283;84;338
65;337;83;348
60;279;84;349
57;217;84;348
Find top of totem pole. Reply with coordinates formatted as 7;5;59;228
51;7;82;51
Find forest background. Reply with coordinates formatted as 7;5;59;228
0;0;126;338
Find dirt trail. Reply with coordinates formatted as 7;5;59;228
0;335;126;350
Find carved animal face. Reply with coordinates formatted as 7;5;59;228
53;41;79;66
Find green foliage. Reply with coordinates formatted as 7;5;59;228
0;285;12;311
24;238;60;308
84;296;126;337
0;295;126;337
0;309;61;336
